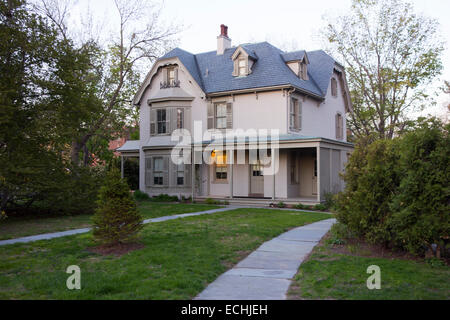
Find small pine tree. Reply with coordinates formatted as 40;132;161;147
92;168;143;245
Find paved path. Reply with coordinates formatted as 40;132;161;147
195;218;336;300
0;207;237;247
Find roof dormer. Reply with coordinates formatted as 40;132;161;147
232;45;258;77
282;51;309;80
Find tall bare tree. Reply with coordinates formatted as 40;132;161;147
36;0;180;165
324;0;444;139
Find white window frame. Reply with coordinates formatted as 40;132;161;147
153;157;164;185
156;109;167;134
176;108;184;129
215;103;227;129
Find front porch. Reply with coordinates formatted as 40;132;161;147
195;195;319;206
194;137;353;203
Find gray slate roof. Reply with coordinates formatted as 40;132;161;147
160;42;337;98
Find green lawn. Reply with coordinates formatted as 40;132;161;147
288;236;450;300
0;202;220;240
0;208;330;299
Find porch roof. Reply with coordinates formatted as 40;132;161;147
193;133;354;147
116;140;140;152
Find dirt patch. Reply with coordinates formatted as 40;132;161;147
88;242;145;257
326;234;422;262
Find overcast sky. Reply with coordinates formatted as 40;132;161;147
71;0;450;117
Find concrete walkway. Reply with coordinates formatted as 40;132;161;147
0;207;237;247
195;218;336;300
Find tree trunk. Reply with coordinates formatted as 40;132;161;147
71;140;82;166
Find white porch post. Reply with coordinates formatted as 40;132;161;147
120;155;124;179
191;145;195;203
229;153;233;199
272;147;275;201
316;145;321;202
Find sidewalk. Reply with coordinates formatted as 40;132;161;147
195;218;336;300
0;207;237;247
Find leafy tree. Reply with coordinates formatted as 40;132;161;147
92;168;143;245
324;0;444;139
0;0;61;211
388;118;450;256
335;117;449;257
0;0;105;213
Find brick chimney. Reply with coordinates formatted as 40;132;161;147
217;24;231;55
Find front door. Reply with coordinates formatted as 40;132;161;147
250;162;264;197
312;158;318;195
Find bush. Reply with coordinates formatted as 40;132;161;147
314;204;327;211
92;169;143;245
133;190;150;202
151;194;179;202
335;118;450;257
277;201;286;208
323;192;336;210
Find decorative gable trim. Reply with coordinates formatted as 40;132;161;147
133;57;204;106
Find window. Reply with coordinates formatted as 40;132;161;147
300;62;308;80
238;58;246;76
215;103;227;129
251;162;263;177
177;108;184;129
176;163;184;185
289;98;301;130
214;153;227;180
331;78;338;97
336;113;343;140
290;99;296;129
290;154;298;184
157;109;166;134
153;157;164;185
167;68;175;85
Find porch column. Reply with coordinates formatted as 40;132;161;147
191;145;195;203
229;155;233;199
120;155;124;179
316;145;321;202
272;147;275;201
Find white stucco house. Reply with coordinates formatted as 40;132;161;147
118;25;353;205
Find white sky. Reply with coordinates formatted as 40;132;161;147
71;0;450;117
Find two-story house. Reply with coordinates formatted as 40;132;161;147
118;25;353;205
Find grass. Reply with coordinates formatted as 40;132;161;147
0;202;220;240
288;235;450;300
0;208;330;299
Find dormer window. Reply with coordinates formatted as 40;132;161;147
160;66;179;88
232;46;257;77
167;68;175;84
282;51;309;81
238;58;247;76
300;62;308;80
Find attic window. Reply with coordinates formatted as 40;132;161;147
160;66;179;88
238;58;247;76
300;62;308;80
331;78;338;97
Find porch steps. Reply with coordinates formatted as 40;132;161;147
195;197;320;207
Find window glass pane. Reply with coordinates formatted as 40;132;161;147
238;59;246;67
177;109;183;128
154;158;163;171
216;118;226;129
216;104;226;117
215;163;227;180
168;69;175;82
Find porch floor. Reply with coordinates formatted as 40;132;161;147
195;196;319;207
